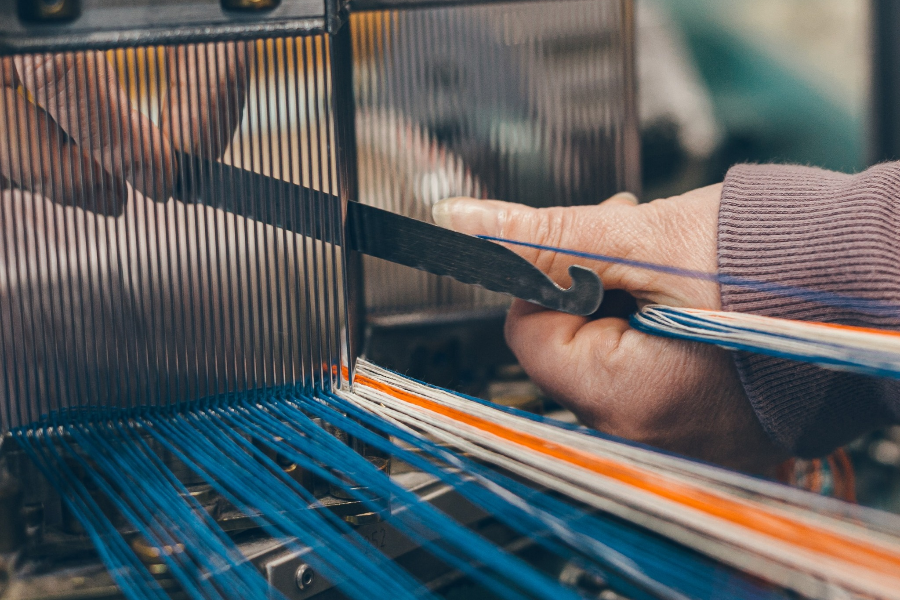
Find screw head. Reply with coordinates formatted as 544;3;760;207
295;564;315;591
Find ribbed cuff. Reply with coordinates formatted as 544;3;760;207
718;163;900;458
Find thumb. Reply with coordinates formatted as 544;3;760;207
432;195;658;294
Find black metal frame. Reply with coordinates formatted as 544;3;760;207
0;0;345;54
0;4;640;595
872;0;900;163
328;11;366;383
350;0;552;9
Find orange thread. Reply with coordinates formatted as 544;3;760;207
354;373;900;576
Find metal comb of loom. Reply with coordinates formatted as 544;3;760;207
0;0;637;597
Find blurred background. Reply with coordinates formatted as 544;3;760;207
635;0;900;513
637;0;870;199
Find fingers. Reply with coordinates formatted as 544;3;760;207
159;42;246;159
0;85;123;214
14;51;173;202
433;186;724;308
432;193;659;294
505;299;789;473
505;299;702;442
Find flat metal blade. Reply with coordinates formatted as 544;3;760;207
176;153;603;316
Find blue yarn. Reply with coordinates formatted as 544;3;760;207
223;396;569;600
15;428;168;600
60;430;222;599
176;407;448;599
629;307;900;380
67;421;271;599
142;410;429;600
215;405;510;595
15;381;797;600
112;419;271;590
478;235;900;318
24;419;276;600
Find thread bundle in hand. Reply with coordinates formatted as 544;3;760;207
632;305;900;379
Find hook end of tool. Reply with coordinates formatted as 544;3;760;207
563;265;604;316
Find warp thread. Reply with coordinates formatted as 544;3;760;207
15;384;791;600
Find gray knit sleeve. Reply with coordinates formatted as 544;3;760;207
718;162;900;458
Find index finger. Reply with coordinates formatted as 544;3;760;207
432;195;665;296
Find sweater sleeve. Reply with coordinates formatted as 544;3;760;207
718;162;900;458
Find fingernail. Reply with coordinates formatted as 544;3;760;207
607;191;639;205
432;198;526;237
432;197;460;229
615;191;639;203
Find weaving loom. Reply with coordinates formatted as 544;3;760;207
1;1;900;599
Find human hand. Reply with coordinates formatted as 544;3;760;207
0;44;255;416
0;44;245;214
432;186;789;474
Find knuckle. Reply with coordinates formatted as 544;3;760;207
494;205;513;238
529;207;570;271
